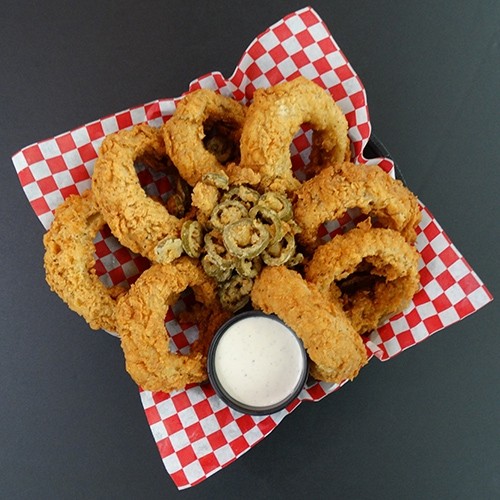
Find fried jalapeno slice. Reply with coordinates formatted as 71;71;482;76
257;191;293;221
201;253;234;282
248;205;284;246
235;256;263;279
202;172;230;190
221;185;261;209
261;232;296;266
209;200;248;230
218;274;254;312
203;231;235;269
222;218;270;260
181;220;204;258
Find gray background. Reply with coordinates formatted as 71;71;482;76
1;1;498;498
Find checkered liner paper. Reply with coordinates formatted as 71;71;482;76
12;7;492;489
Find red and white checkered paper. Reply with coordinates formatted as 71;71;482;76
12;7;492;489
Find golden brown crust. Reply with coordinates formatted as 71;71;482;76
293;161;421;251
305;223;420;334
240;76;350;193
115;257;230;392
190;181;220;226
251;266;368;384
43;190;125;332
92;124;183;264
223;162;261;186
162;89;247;186
42;78;426;394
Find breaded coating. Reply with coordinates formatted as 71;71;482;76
163;89;247;186
293;162;421;250
42;78;426;396
306;222;420;334
224;162;261;186
251;266;368;384
116;257;230;392
240;76;350;193
92;124;183;264
191;181;220;225
43;190;125;331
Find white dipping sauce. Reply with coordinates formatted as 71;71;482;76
213;316;306;408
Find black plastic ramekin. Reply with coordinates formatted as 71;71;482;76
207;311;308;415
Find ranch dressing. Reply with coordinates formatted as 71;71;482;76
213;315;306;408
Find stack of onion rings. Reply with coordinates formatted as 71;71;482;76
43;78;422;392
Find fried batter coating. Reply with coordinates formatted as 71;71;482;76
191;181;221;225
92;124;183;264
224;163;261;186
41;74;429;401
306;222;420;334
163;89;247;186
240;76;350;193
293;162;421;251
43;190;126;332
116;257;230;392
251;266;368;384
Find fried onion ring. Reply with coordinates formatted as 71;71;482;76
240;76;350;193
293;162;421;251
92;124;184;264
162;89;248;186
115;257;230;393
43;190;127;332
251;266;368;384
305;222;420;334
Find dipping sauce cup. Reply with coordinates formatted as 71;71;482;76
207;311;308;415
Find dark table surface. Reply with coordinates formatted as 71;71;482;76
1;1;498;499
